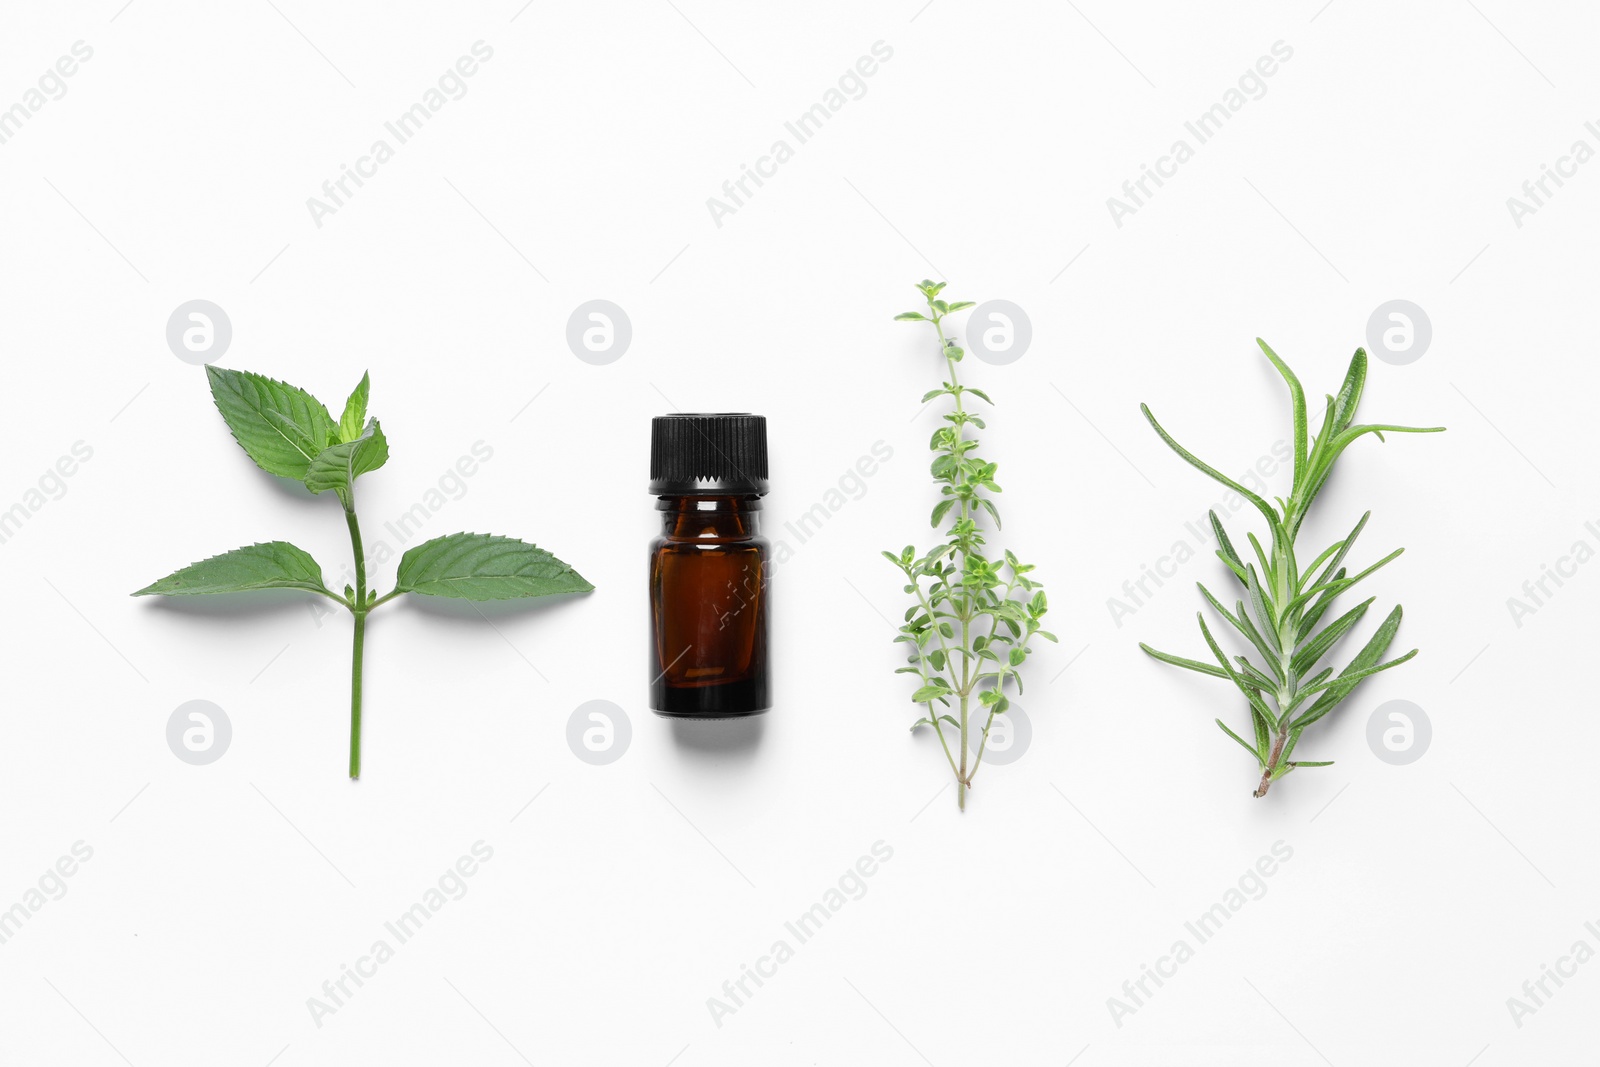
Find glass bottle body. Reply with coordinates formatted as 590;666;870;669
648;495;770;717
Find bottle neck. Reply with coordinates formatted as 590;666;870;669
656;495;763;541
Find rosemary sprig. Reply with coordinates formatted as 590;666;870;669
1139;341;1443;797
884;281;1057;812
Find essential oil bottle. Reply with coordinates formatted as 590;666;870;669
648;413;770;718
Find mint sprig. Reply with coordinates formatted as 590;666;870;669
134;366;593;779
1139;342;1442;797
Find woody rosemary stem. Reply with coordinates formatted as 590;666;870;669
1253;537;1296;798
1255;731;1286;797
342;494;368;780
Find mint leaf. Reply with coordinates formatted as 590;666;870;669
305;418;389;495
132;541;330;597
206;366;336;480
338;371;370;443
395;533;592;600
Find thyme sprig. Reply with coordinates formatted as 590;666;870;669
885;281;1057;812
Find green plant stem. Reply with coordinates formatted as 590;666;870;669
969;628;1039;785
895;553;961;783
957;693;969;810
1258;527;1301;796
931;310;978;811
1256;730;1286;797
342;493;368;779
350;610;365;779
926;700;961;780
904;576;961;782
965;573;1020;785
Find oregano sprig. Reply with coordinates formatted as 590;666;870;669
133;366;593;779
1139;341;1442;797
884;281;1057;812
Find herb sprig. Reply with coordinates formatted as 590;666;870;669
134;366;592;778
1139;341;1442;797
885;281;1056;812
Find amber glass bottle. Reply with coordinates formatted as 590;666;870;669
648;414;770;718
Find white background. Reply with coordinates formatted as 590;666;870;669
1;1;1595;1063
